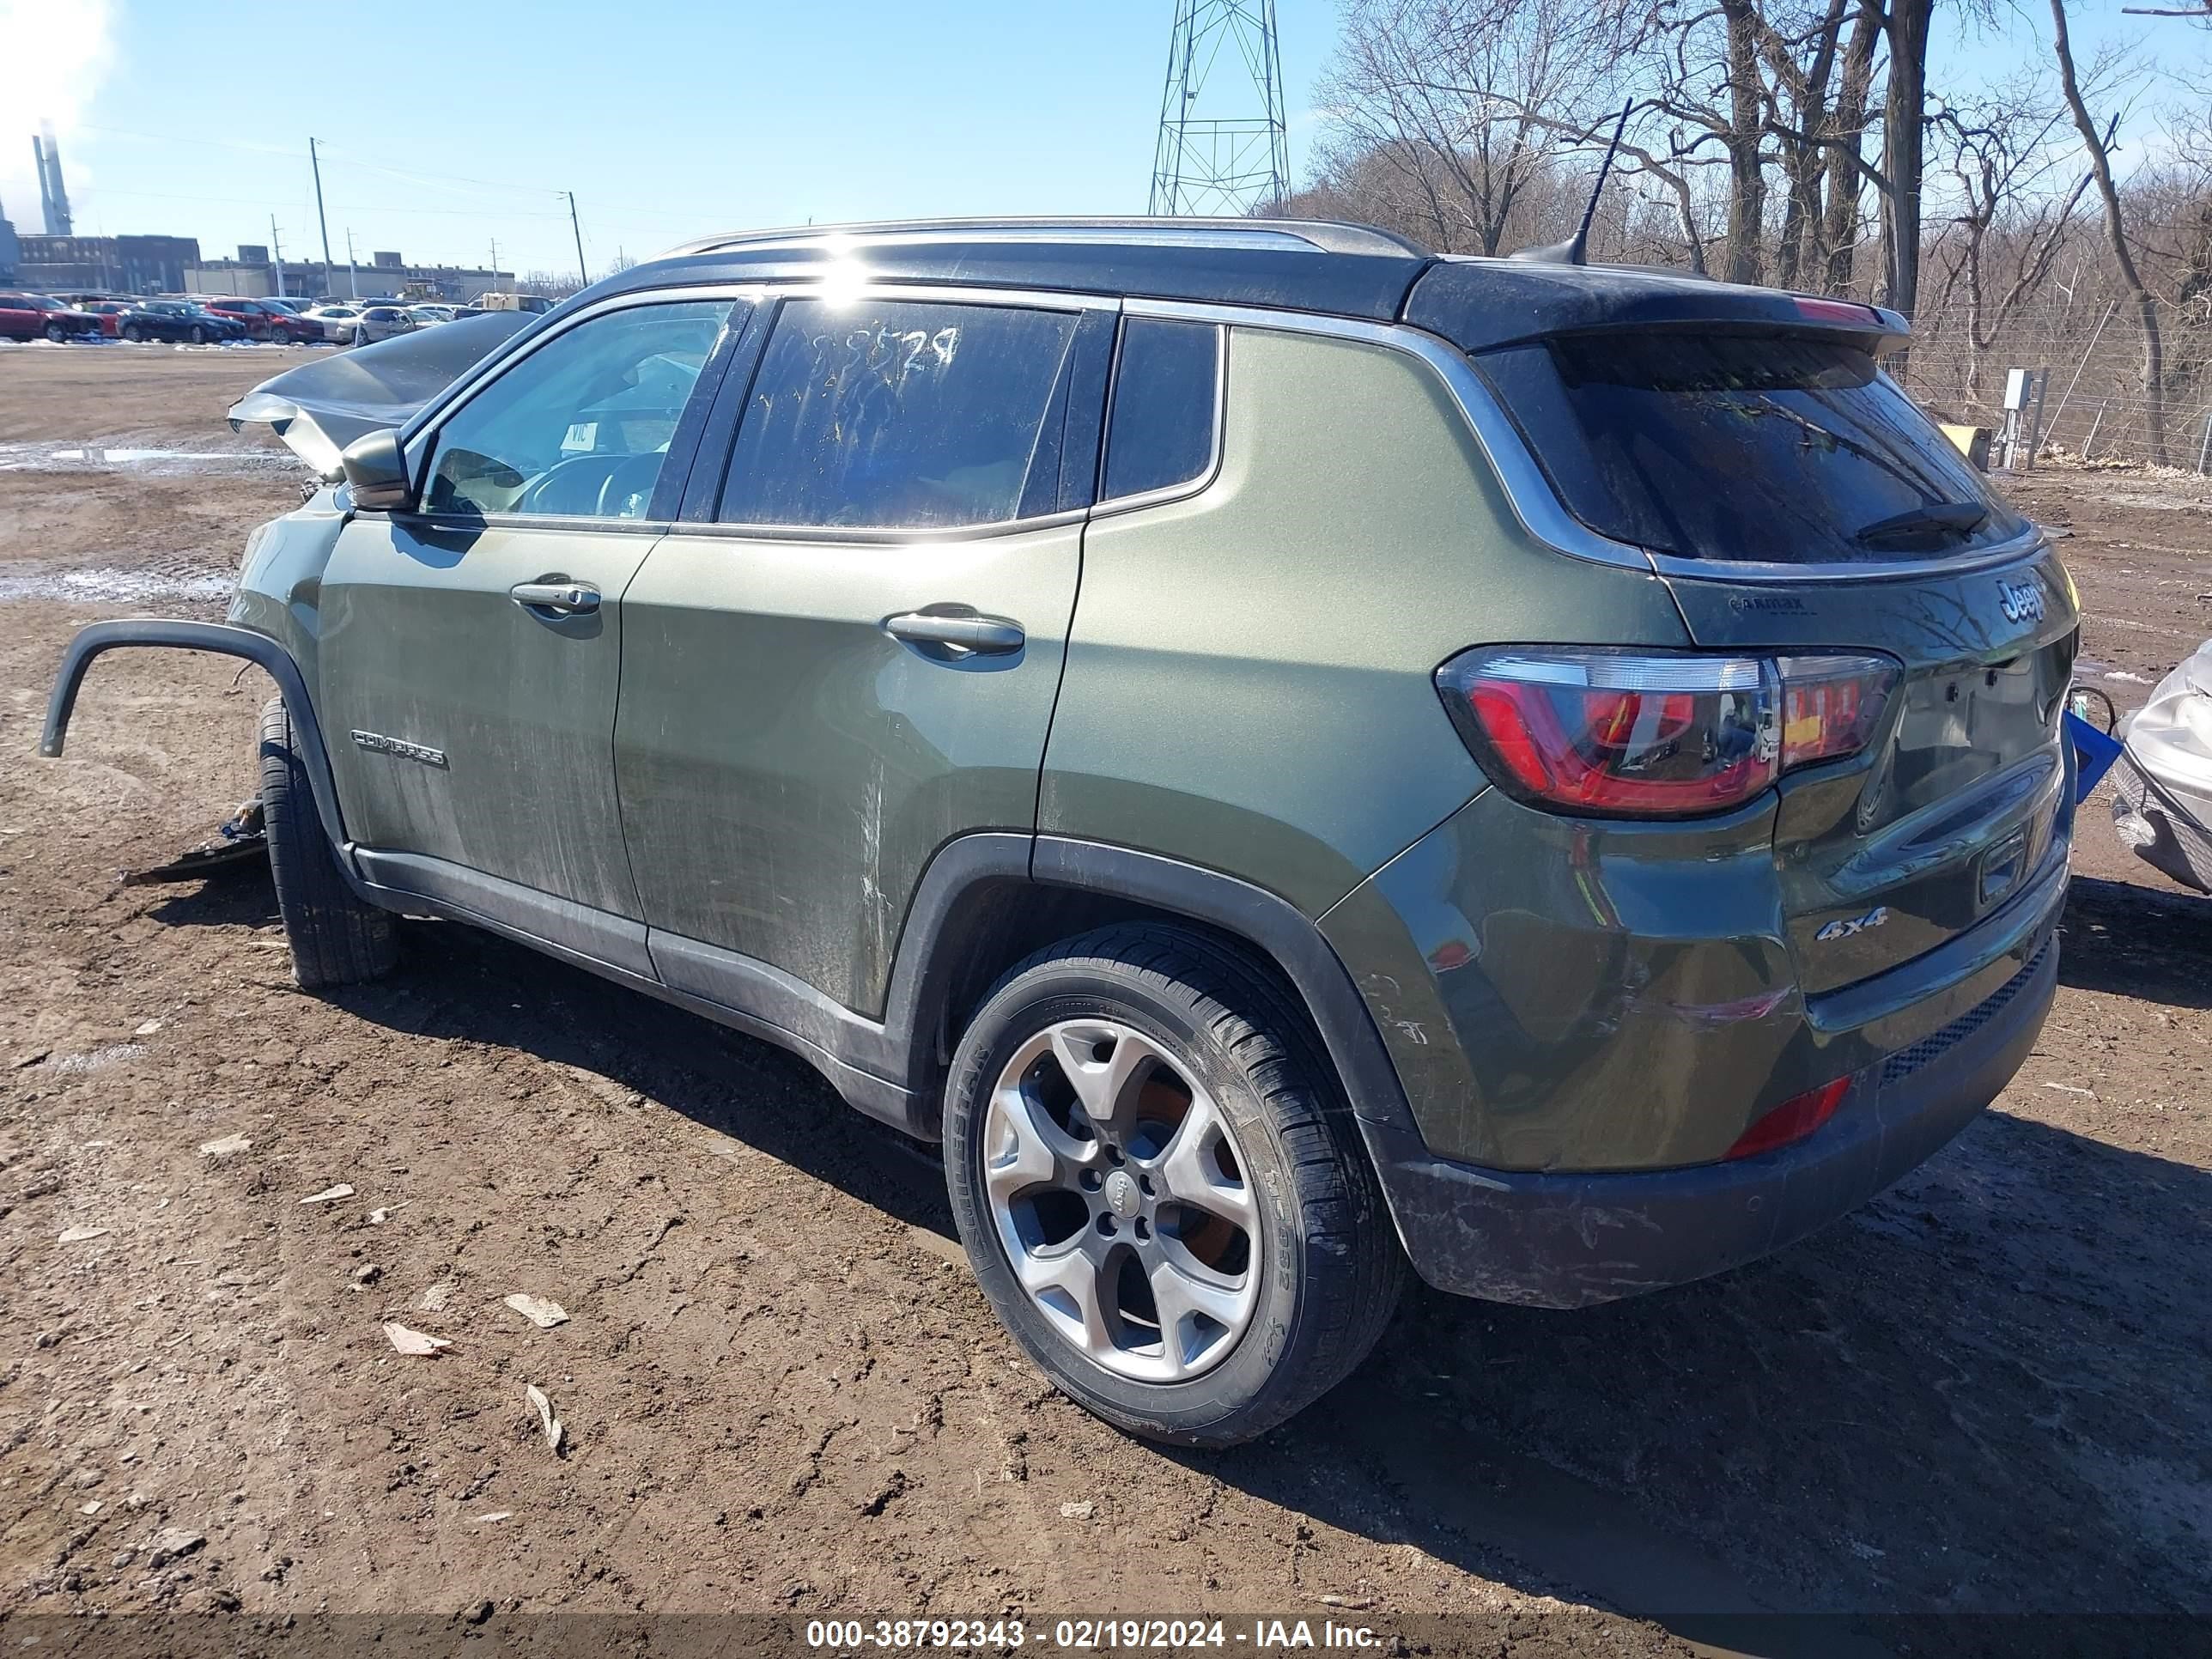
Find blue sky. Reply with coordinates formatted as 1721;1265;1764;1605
6;0;1346;278
0;0;2181;283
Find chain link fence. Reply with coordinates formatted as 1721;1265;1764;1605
1899;295;2212;473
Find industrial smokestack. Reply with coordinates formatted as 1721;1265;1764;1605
33;125;74;237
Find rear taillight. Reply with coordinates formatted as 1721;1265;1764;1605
1776;653;1891;769
1725;1075;1851;1159
1437;647;1896;818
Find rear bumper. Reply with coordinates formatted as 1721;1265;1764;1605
1369;897;2060;1309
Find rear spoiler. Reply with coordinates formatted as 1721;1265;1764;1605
226;312;533;476
1404;258;1911;356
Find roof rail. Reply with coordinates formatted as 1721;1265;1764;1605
663;216;1431;261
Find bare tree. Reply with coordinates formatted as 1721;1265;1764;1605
1881;0;1935;314
1616;0;1780;283
1315;0;1616;254
1925;78;2094;404
1818;1;1882;294
1759;0;1852;288
2050;0;2170;465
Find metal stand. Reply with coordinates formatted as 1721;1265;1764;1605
2000;368;2050;471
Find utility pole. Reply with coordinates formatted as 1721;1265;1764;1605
344;228;358;301
270;215;286;298
308;137;334;292
564;191;588;288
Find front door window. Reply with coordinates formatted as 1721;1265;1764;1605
425;300;738;521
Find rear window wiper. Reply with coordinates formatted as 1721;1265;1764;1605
1854;501;1989;546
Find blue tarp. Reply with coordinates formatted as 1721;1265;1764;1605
2066;710;2124;802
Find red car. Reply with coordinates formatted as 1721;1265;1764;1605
200;296;323;343
0;292;104;343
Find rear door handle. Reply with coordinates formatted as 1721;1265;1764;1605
509;580;600;616
884;610;1025;656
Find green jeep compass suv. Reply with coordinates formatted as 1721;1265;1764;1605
44;219;2076;1445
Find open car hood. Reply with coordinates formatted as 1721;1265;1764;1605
226;312;534;476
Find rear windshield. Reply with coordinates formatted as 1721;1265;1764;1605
1475;333;2027;564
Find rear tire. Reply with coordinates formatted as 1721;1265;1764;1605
188;325;207;344
258;696;396;989
943;924;1405;1447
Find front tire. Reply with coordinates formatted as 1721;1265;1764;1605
188;325;207;344
121;323;144;343
943;925;1405;1447
258;697;397;989
351;326;368;347
45;323;67;343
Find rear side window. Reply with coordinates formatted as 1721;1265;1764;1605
1477;334;2027;564
718;299;1080;531
1103;318;1220;501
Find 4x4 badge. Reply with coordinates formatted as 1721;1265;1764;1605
1998;576;2045;625
1815;905;1889;944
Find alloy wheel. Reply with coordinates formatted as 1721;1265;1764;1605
981;1018;1261;1382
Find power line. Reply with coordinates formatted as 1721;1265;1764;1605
65;186;571;218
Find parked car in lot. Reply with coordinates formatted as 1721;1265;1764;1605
200;297;325;343
405;303;457;325
80;299;198;343
454;293;556;318
331;305;417;346
0;291;105;342
44;218;2076;1447
139;300;246;343
301;304;365;342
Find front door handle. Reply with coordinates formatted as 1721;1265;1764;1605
509;580;600;616
884;610;1025;656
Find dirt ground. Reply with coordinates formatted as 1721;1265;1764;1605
1;347;2207;1656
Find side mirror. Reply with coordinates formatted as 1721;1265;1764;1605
339;428;414;513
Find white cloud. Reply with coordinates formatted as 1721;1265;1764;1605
0;0;117;235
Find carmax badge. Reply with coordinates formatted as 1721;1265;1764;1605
1815;905;1889;944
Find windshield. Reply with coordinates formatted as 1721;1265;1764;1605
1474;332;2028;565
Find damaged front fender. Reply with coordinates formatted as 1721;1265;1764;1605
41;619;351;861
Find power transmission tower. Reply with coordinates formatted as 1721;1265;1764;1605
1148;0;1291;217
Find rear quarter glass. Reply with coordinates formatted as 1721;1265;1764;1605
1474;331;2028;565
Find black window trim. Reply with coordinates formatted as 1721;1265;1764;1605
1096;315;1227;514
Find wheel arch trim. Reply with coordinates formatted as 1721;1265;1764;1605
40;618;351;855
1021;837;1425;1149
